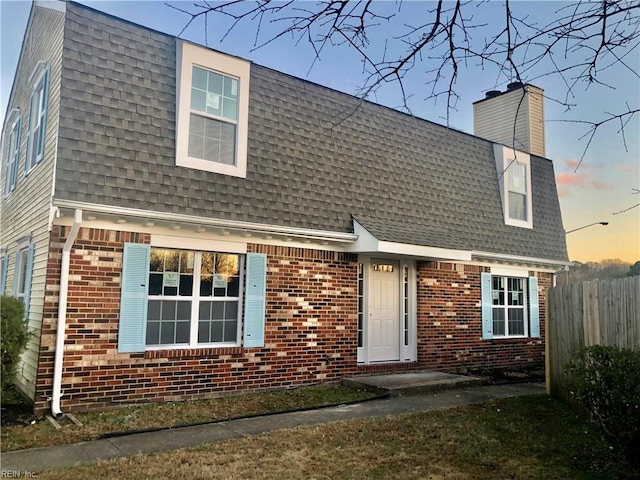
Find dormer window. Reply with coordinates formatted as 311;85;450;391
176;41;250;178
493;144;533;229
507;161;527;221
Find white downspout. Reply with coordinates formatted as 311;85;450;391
51;208;82;417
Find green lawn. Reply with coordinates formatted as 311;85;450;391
37;395;637;480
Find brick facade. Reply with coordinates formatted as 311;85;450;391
35;226;551;414
35;226;360;413
416;261;549;371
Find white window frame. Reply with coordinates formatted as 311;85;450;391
14;246;30;304
490;272;529;338
3;109;21;196
493;144;533;229
145;247;245;349
176;40;250;178
26;62;49;173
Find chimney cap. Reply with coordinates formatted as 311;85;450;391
507;81;524;91
485;90;501;99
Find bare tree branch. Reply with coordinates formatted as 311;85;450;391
170;0;640;162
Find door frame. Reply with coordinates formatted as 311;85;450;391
357;255;417;364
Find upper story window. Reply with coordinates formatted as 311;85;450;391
507;161;527;221
176;40;250;178
26;62;50;174
493;144;533;229
3;110;21;196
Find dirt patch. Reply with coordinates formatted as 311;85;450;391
1;386;38;427
457;365;546;385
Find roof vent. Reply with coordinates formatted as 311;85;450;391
485;90;501;99
507;81;524;91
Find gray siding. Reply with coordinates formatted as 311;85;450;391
0;4;65;399
54;3;567;262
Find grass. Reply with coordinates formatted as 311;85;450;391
0;384;378;452
34;394;637;480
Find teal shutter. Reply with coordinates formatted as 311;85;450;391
529;276;540;338
243;253;267;348
118;243;150;353
0;256;8;294
22;244;35;322
481;272;493;340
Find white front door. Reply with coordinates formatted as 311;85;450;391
368;259;400;362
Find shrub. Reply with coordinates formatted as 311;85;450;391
1;295;30;391
565;345;640;466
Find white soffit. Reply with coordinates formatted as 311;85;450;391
347;220;472;261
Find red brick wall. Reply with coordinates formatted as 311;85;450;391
35;226;551;414
415;261;550;371
35;227;359;413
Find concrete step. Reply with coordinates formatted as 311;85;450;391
343;371;482;396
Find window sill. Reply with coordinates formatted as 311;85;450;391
145;347;243;359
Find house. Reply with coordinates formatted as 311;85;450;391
1;1;568;415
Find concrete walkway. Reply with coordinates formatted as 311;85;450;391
0;382;545;473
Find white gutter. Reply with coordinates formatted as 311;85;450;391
471;250;571;270
51;208;82;417
53;199;358;243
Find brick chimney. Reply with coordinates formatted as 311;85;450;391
473;82;546;157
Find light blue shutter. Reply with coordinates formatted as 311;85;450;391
22;244;35;322
0;256;8;294
529;276;540;338
481;272;493;340
36;67;50;163
118;243;150;353
12;252;20;297
243;253;267;348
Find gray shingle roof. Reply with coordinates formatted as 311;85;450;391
54;2;568;263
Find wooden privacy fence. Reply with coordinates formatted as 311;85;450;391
546;276;640;401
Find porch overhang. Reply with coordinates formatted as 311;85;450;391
345;219;472;261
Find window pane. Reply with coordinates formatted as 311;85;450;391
208;71;223;95
508;192;527;221
161;300;176;320
188;132;204;159
199;301;211;320
508;162;527;194
492;308;505;336
150;250;164;272
177;301;191;319
176;321;190;343
225;300;238;319
508;308;525;335
227;276;240;296
212;301;224;319
200;275;213;296
192;66;208;90
190;89;207;112
210;321;223;342
198;321;210;343
222;98;238;121
146;321;160;345
160;322;175;344
147;300;161;320
223;320;237;342
179;274;193;296
223;76;238;100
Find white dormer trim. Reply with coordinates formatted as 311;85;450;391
493;144;533;229
175;40;250;178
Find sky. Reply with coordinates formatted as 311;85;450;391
1;0;639;264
